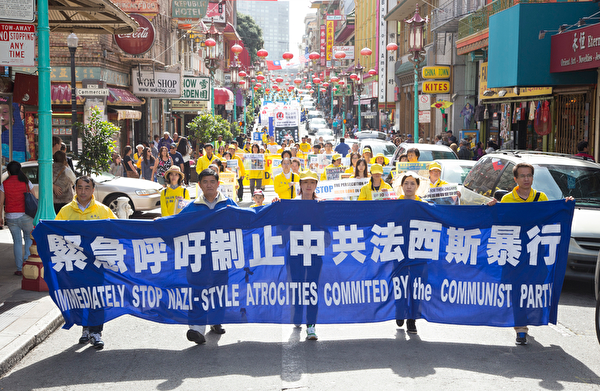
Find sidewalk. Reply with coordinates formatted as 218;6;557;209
0;227;64;377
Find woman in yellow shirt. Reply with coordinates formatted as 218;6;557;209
160;166;190;216
247;143;265;195
396;171;423;334
345;152;360;175
357;164;392;200
371;153;389;166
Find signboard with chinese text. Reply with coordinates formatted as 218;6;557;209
332;46;355;60
132;70;181;98
326;20;334;64
550;23;600;73
181;76;210;101
479;62;552;100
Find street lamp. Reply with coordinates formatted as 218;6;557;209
353;63;364;133
337;72;349;136
405;4;427;143
67;32;78;155
204;19;220;116
230;59;240;122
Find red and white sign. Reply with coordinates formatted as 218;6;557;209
550;23;600;73
114;14;155;55
111;0;158;14
419;110;431;124
0;23;35;67
418;94;431;110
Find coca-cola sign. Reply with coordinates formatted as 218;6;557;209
114;14;155;55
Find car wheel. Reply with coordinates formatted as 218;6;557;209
103;194;134;218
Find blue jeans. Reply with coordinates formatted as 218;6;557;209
6;214;34;271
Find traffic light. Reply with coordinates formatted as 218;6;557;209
238;121;244;128
343;119;347;124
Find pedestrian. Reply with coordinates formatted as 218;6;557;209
134;144;144;171
160;166;189;217
334;137;350;156
56;176;117;349
291;157;302;175
358;164;392;200
178;169;236;344
52;150;76;213
123;146;139;178
474;141;485;160
320;153;343;180
250;189;265;207
248;143;264;195
109;154;124;177
214;134;226;151
227;144;246;202
0;161;36;276
406;148;420;162
140;147;155;181
486;162;574;345
274;158;298;199
157;132;173;152
450;143;458;155
446;130;457;144
153;146;172;186
177;137;192;185
169;143;185;173
458;140;473;160
396;171;424;334
196;143;219;174
345;152;360;175
574;140;595;161
347;142;359;157
362;147;373;162
352;158;369;179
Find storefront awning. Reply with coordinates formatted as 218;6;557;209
51;83;84;105
335;24;354;43
115;109;142;120
49;0;139;35
108;88;144;106
223;23;241;41
214;88;234;105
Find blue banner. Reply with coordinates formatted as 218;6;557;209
32;200;575;329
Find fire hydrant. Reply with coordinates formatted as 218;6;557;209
115;197;133;219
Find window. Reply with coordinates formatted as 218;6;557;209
463;157;509;197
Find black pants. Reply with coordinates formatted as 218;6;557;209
183;161;191;185
237;178;244;201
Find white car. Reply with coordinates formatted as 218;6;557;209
436;159;476;185
308;118;328;135
315;129;335;145
3;161;163;217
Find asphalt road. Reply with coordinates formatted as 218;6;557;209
0;280;599;391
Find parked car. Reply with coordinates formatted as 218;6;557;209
436;159;476;185
308;118;328;135
359;140;397;163
355;130;387;140
462;151;600;281
314;128;335;145
307;110;324;121
2;161;163;217
390;143;458;166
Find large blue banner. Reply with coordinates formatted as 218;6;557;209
33;200;575;329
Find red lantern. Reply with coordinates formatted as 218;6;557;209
313;77;321;84
275;76;284;83
332;87;338;92
239;80;246;86
305;83;312;89
330;75;339;83
309;52;320;61
349;73;358;81
205;38;217;47
320;88;326;93
322;82;329;88
282;52;294;61
338;80;345;86
254;86;259;91
250;78;256;83
257;48;268;58
231;43;243;56
265;87;270;93
368;69;377;76
360;47;372;56
238;70;247;78
256;83;262;88
334;51;346;60
386;42;398;51
294;78;302;85
288;86;294;92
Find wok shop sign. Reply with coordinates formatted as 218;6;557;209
132;70;181;98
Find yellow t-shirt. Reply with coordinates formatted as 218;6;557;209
398;194;423;201
500;186;548;203
357;181;393;200
430;179;449;188
160;186;190;216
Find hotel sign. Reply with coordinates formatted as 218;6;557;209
550;23;600;73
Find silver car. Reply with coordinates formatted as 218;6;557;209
4;161;163;217
308;118;328;135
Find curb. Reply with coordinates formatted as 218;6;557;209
0;297;64;377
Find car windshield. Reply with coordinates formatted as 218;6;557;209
312;119;326;126
366;143;396;158
534;164;600;206
442;163;474;185
316;130;333;136
418;150;457;161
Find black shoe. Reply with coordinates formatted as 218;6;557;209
79;328;90;344
407;319;417;334
396;319;404;327
186;329;206;344
210;324;226;334
515;332;527;345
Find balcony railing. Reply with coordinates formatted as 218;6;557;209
457;0;548;40
432;0;482;32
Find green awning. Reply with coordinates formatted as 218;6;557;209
395;59;426;76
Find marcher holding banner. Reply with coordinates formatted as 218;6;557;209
160;166;189;217
320;154;344;181
273;158;298;200
227;145;245;202
428;162;448;188
179;169;236;344
55;176;117;350
358;164;392;200
247;144;265;195
345;153;360;175
362;147;373;162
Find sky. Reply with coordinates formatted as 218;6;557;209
285;0;315;54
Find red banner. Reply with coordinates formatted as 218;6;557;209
550;23;600;73
320;24;326;67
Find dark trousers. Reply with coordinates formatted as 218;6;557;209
237;178;244;200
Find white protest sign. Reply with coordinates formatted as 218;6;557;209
315;178;370;200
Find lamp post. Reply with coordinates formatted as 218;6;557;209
353;63;364;133
230;60;239;122
67;33;78;155
338;72;349;136
204;19;220;116
405;5;427;143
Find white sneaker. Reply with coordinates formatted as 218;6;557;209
306;324;318;340
79;328;90;344
89;332;104;350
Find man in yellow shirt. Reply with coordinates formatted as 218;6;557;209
299;136;311;153
273;158;298;199
428;162;449;188
320;153;344;181
196;143;219;174
55;176;116;350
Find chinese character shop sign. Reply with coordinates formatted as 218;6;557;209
0;23;35;67
550;23;600;73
